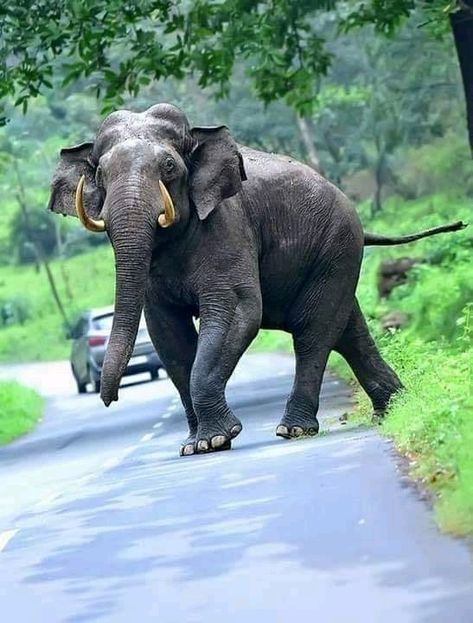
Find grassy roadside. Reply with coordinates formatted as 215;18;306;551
0;244;115;362
331;193;473;537
330;334;473;537
381;339;473;536
251;329;292;353
0;381;44;444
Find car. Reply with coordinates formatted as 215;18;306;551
68;306;164;394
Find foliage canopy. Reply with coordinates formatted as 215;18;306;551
0;0;457;124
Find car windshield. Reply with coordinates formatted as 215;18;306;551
92;313;114;331
91;313;147;332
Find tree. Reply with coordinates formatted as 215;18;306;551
1;1;472;150
450;1;473;154
307;19;462;209
10;157;70;326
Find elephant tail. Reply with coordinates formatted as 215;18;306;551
364;221;467;246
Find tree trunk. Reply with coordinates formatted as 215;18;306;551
40;254;70;327
450;2;473;155
54;220;74;301
322;128;342;185
13;161;70;329
371;144;386;217
296;116;322;173
18;202;70;328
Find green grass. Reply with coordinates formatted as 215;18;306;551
382;337;473;536
251;329;292;353
0;381;44;444
0;244;115;362
333;331;473;537
333;192;473;537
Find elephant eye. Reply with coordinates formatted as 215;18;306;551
163;156;176;174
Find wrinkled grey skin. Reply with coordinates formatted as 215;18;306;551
49;103;403;456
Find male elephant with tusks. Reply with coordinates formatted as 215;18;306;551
48;103;465;456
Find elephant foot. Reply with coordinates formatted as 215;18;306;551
180;419;242;457
195;422;242;455
180;435;197;456
371;409;385;425
275;417;319;440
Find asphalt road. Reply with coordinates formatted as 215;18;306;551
0;354;472;622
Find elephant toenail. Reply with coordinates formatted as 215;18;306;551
197;440;209;452
182;444;195;456
211;435;226;449
291;426;304;437
276;425;290;438
230;424;242;438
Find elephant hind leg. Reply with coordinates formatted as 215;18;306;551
334;299;403;417
277;273;355;439
275;329;329;439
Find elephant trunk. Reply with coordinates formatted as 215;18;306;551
100;181;160;406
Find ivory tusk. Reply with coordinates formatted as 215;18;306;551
158;180;176;228
75;175;106;233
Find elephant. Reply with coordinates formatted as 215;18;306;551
48;103;466;456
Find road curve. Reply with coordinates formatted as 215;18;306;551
0;354;472;622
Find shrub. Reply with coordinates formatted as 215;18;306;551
0;381;43;444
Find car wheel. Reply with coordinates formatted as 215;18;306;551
150;368;159;381
88;366;101;393
72;366;87;394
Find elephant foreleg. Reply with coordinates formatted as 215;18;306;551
190;288;262;454
143;296;199;455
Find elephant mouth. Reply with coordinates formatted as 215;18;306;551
74;175;176;232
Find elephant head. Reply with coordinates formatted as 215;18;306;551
48;103;246;406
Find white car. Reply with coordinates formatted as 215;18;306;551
68;307;163;394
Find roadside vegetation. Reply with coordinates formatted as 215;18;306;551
330;167;473;537
0;245;115;361
0;381;44;444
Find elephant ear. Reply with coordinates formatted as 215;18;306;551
48;142;103;219
189;126;247;220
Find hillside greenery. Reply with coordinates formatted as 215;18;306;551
0;1;460;125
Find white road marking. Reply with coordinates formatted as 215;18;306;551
0;529;18;552
140;433;154;442
162;413;172;419
171;397;180;404
153;422;163;429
